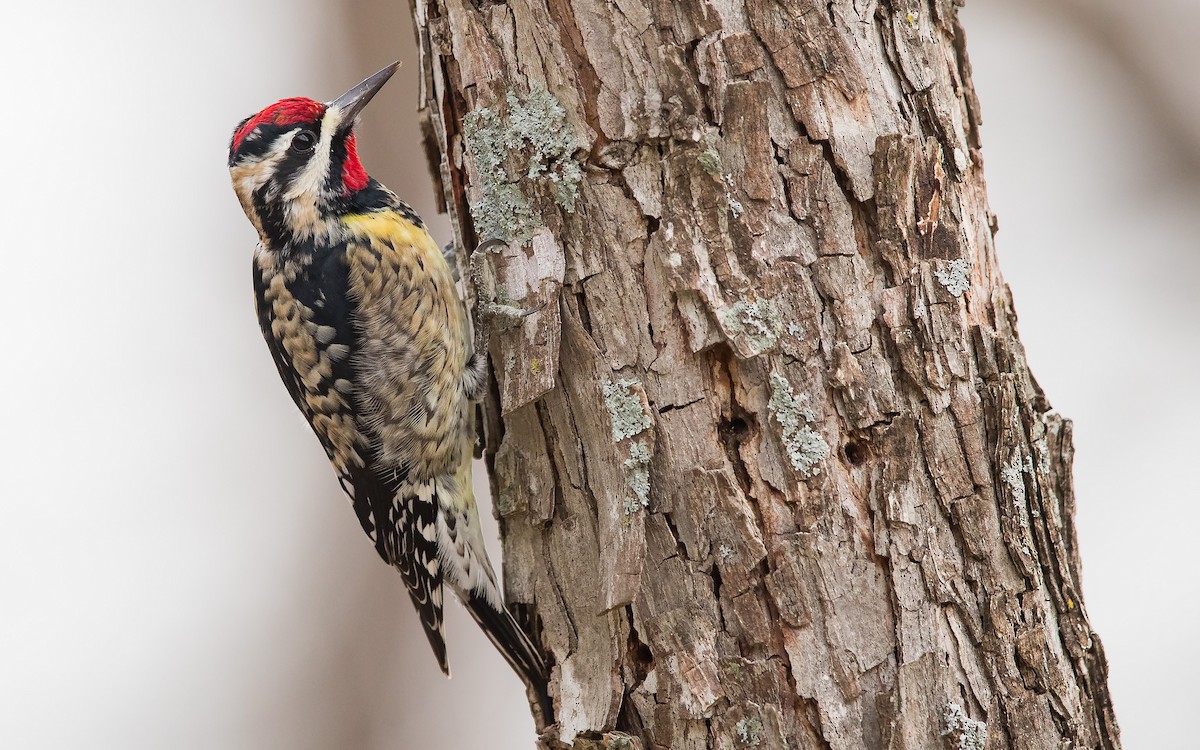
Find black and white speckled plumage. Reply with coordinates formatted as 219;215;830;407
228;67;549;717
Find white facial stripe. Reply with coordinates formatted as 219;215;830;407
282;109;340;202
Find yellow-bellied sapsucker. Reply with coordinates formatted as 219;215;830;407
227;63;549;717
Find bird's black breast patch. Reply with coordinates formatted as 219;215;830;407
252;243;366;482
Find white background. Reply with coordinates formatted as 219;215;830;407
0;0;1194;747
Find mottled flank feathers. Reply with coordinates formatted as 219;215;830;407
230;74;551;722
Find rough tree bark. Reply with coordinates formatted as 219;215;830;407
407;1;1121;748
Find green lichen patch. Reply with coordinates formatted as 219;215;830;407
718;297;783;356
603;378;652;441
935;258;971;297
462;85;581;244
942;702;987;750
698;147;723;176
768;373;830;477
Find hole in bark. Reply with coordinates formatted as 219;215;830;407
573;288;593;335
710;564;727;631
634;642;653;673
625;607;654;688
646;215;660;235
714;346;756;496
718;413;754;496
725;416;749;436
843;441;869;466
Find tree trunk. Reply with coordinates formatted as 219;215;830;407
408;1;1121;748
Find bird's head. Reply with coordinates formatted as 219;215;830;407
228;63;399;246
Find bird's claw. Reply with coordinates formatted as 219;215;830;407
480;300;545;330
462;239;546;403
468;240;544;324
468;239;543;348
469;238;506;291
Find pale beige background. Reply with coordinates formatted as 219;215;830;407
0;1;1194;748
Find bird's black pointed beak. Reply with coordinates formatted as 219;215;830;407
329;62;400;136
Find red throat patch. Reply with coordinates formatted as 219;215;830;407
341;132;369;193
232;97;326;153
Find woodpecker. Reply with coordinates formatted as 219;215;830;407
227;63;549;718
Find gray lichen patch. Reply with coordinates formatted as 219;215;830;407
697;145;744;217
1034;436;1052;475
724;181;745;217
623;441;651;514
604;735;635;750
717;297;783;357
735;716;763;747
603;380;653;515
506;87;582;209
603;378;652;441
1000;453;1037;559
768;373;830;477
935;258;971;297
462;85;581;244
1000;455;1032;505
941;702;987;750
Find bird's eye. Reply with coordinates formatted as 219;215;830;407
291;130;316;153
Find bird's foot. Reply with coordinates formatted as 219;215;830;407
469;240;543;344
463;239;543;402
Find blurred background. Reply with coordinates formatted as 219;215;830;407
0;0;1194;747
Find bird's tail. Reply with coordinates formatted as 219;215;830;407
369;475;451;676
462;593;554;726
436;501;554;725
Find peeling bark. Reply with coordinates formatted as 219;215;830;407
408;0;1121;747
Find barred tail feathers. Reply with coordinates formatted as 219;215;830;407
405;579;449;676
386;477;450;676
